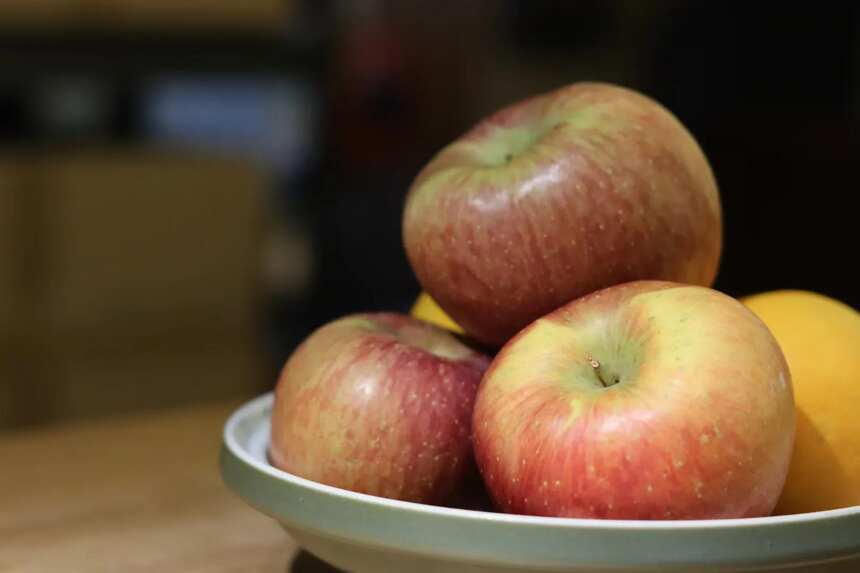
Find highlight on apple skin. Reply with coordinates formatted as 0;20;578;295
472;281;795;520
403;82;722;348
269;312;491;505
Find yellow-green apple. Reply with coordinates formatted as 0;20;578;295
472;281;794;519
269;312;491;505
403;82;722;348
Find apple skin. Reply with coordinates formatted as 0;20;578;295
269;312;491;505
403;82;722;348
472;281;795;519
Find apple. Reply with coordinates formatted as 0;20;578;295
269;312;491;505
403;82;722;348
472;281;795;519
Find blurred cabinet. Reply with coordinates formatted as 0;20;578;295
0;158;23;331
0;159;25;424
39;152;263;338
1;150;268;429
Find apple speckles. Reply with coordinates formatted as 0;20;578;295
475;294;789;519
699;434;711;445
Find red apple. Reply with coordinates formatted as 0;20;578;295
472;281;795;519
403;82;722;348
269;312;491;505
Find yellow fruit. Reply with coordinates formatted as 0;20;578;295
410;292;464;334
741;290;860;514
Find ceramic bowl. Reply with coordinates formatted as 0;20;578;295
220;393;860;572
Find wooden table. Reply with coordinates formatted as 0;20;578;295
0;398;340;572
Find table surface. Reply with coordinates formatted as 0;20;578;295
0;398;341;572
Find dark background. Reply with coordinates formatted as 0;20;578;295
1;1;858;429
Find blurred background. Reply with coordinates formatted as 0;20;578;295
1;1;858;429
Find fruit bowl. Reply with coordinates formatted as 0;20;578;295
220;394;860;573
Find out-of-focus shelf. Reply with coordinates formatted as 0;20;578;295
0;33;326;80
0;0;295;34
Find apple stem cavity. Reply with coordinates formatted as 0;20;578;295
587;355;620;388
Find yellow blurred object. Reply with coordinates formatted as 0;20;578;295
410;292;464;334
741;290;860;514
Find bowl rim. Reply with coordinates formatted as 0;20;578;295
223;392;860;531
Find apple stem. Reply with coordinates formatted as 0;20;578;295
587;355;617;388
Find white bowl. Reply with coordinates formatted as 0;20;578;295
220;393;860;572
